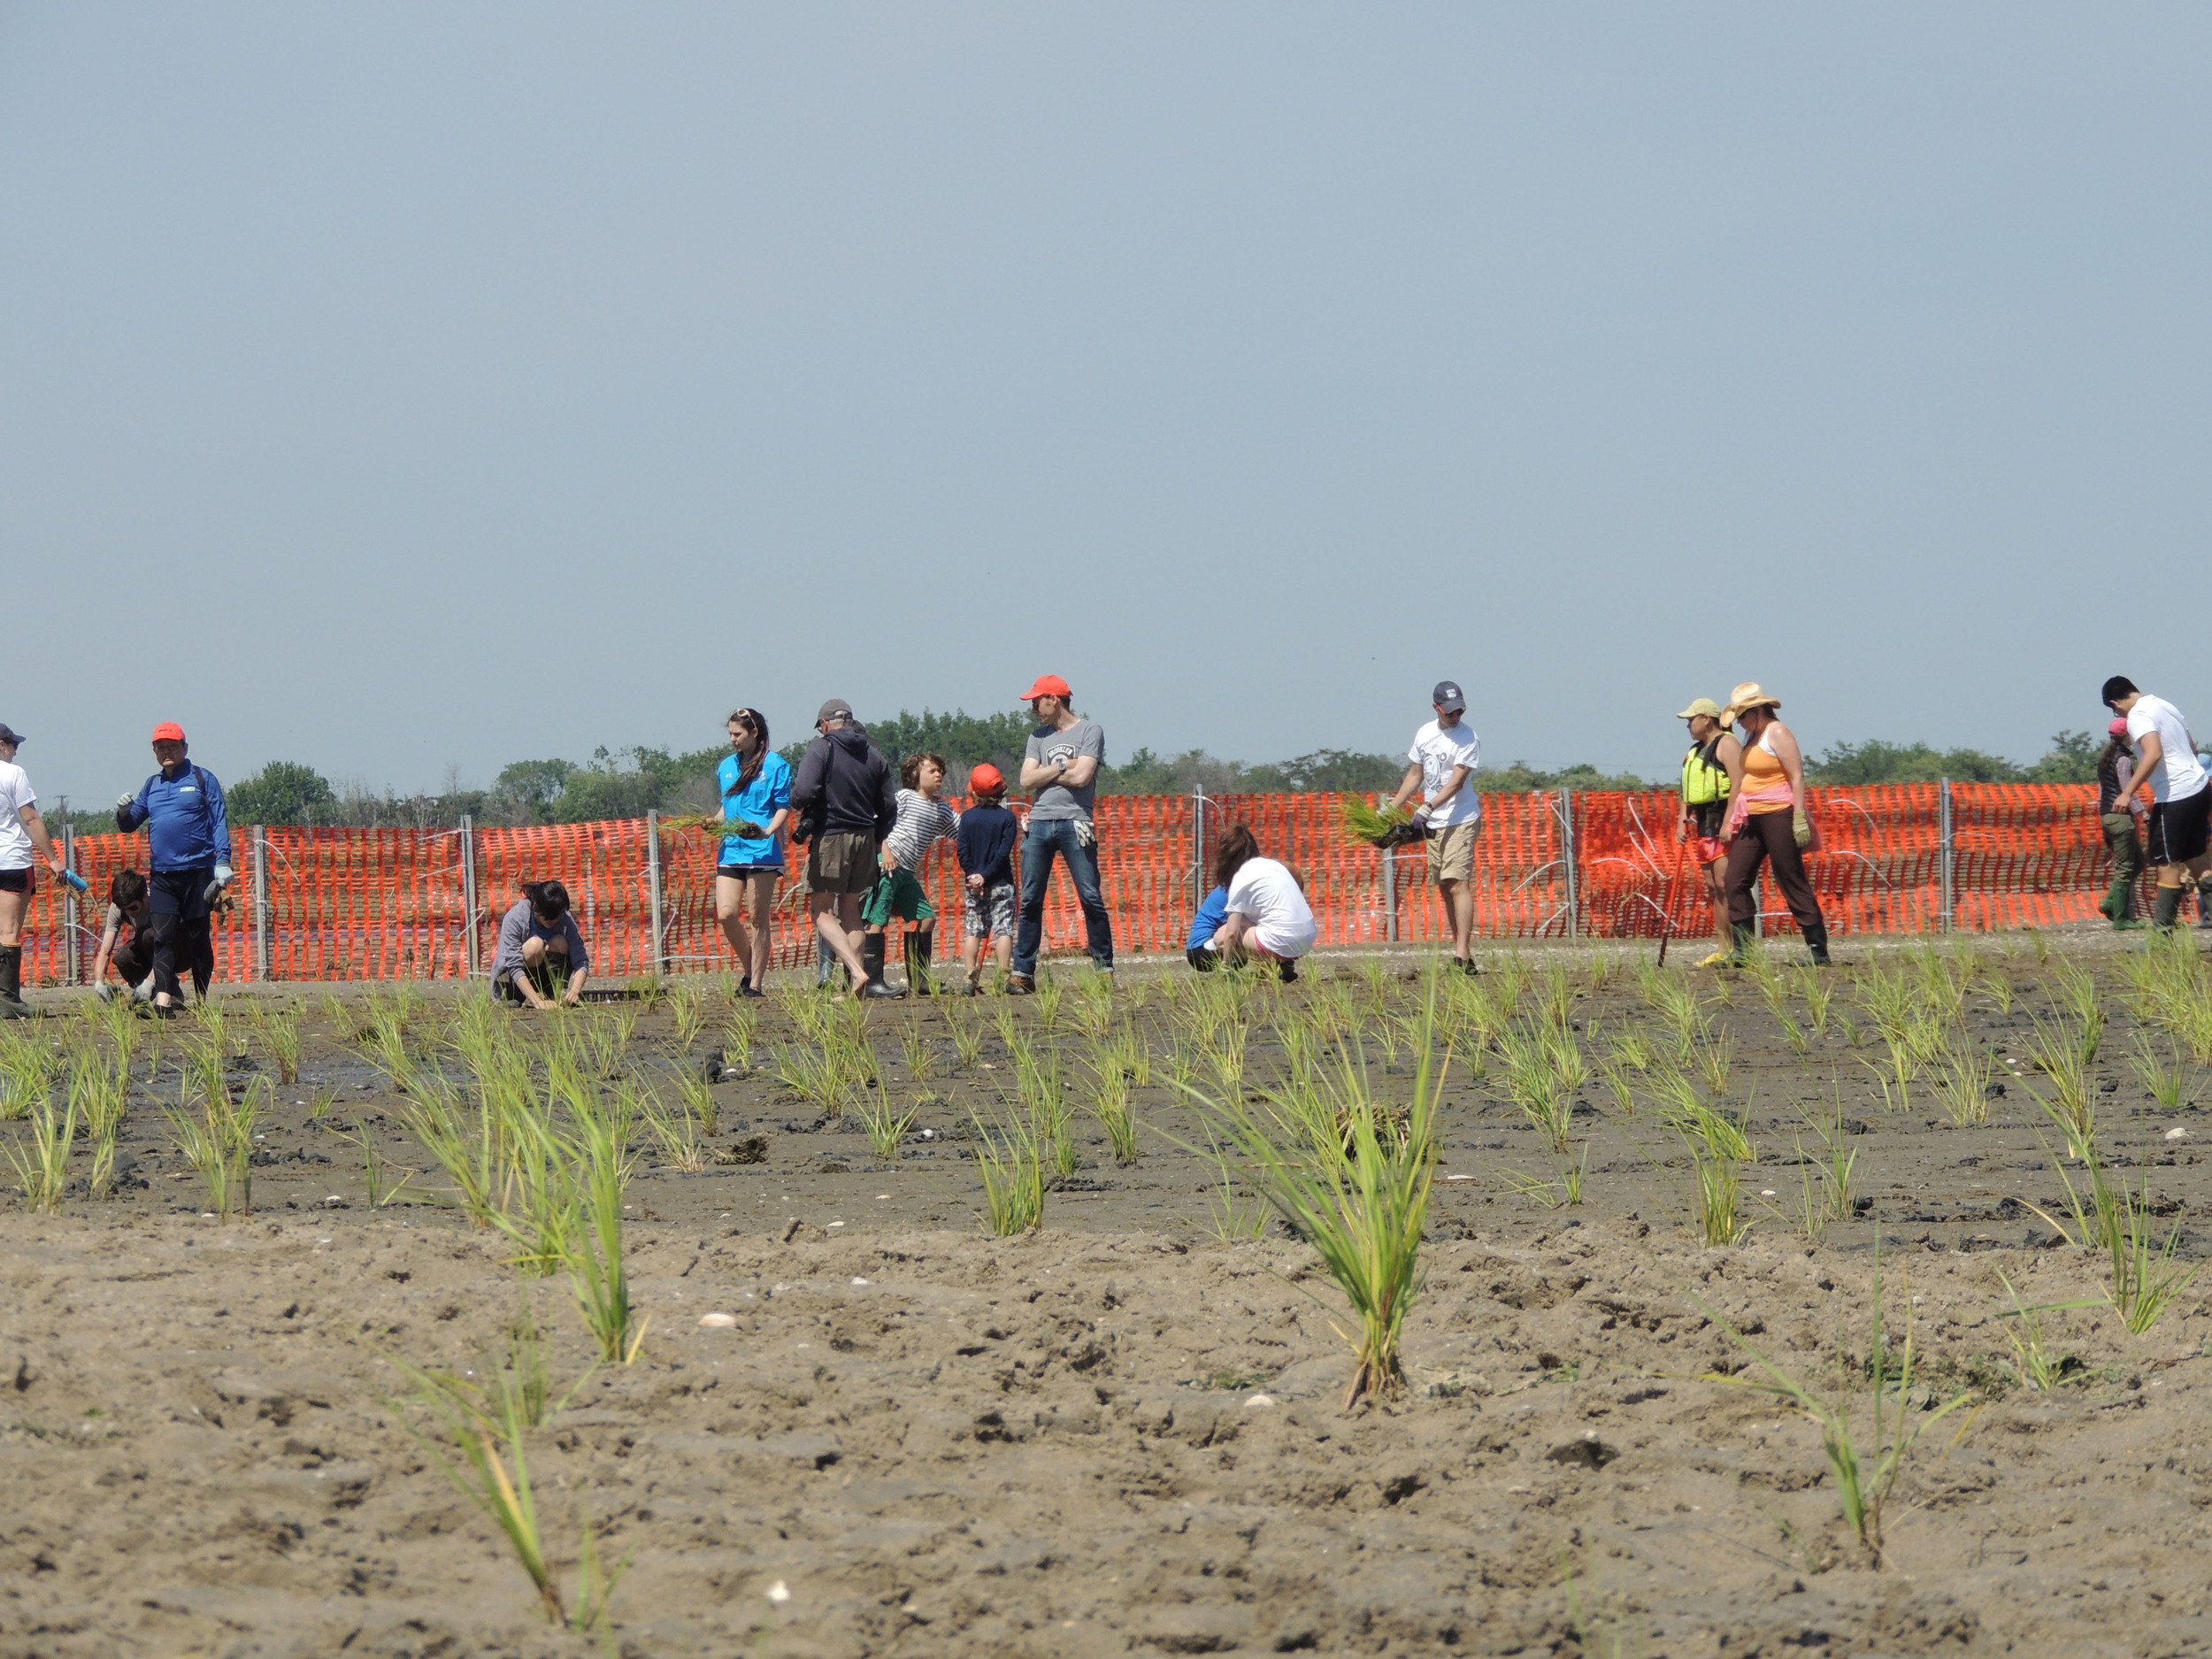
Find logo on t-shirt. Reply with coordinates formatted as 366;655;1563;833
1043;741;1079;768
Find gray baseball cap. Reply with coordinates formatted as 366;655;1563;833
1431;681;1466;713
816;699;854;725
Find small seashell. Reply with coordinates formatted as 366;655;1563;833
827;1220;845;1228
851;1277;870;1286
2167;1126;2191;1141
698;1312;738;1328
766;1579;791;1604
1244;1393;1276;1409
1761;1190;1777;1197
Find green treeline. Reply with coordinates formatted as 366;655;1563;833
190;714;2105;829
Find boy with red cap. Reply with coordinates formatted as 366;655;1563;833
956;763;1019;993
1010;674;1112;990
115;722;234;1014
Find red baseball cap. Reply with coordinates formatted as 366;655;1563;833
1019;674;1071;703
151;722;187;744
969;763;1004;795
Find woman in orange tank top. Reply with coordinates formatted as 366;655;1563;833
1718;682;1829;965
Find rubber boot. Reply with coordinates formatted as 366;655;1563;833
2098;877;2127;921
1721;923;1757;968
816;935;843;989
0;945;27;1019
859;933;904;999
904;931;935;997
2152;886;2185;933
1802;921;1832;967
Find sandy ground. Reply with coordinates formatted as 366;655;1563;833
4;931;2211;1656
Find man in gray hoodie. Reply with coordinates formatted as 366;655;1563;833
788;699;900;999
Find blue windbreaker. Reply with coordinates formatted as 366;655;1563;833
717;751;792;866
119;764;233;872
1187;886;1230;949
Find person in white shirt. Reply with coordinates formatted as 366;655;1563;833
0;723;71;1019
1206;825;1317;983
2102;676;2211;933
1384;680;1483;973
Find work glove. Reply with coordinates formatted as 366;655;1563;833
1073;817;1095;849
1411;805;1432;832
93;982;113;1004
115;793;135;832
1793;808;1814;849
205;864;234;906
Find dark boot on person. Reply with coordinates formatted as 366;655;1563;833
1004;973;1035;996
859;933;904;999
2152;886;2185;933
904;932;935;997
1721;924;1757;968
2098;879;2125;920
1802;924;1832;967
0;946;28;1019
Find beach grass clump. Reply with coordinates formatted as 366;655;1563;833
565;1107;646;1363
1194;993;1445;1407
165;1071;263;1219
2021;1011;2095;1161
667;981;707;1048
5;1085;77;1214
855;1080;918;1161
972;1101;1045;1235
259;1007;303;1086
1931;1043;1996;1127
2033;1136;2203;1334
1086;1061;1139;1164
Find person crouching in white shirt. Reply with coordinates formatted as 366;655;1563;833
1207;825;1317;984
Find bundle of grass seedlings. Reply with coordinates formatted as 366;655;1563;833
1340;795;1415;847
657;811;770;841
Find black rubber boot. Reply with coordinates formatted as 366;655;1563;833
904;931;935;997
1803;921;1832;967
859;933;904;998
0;945;27;1019
2153;886;2185;933
1721;923;1757;967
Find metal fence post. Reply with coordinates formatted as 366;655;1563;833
60;809;79;985
251;827;270;980
1191;788;1208;904
459;815;477;971
1379;794;1399;943
1559;788;1579;938
646;810;665;977
1939;777;1955;933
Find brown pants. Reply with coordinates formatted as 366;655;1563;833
1724;811;1827;949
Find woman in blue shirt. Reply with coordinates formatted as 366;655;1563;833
715;708;791;996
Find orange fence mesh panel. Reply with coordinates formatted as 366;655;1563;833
13;786;2130;988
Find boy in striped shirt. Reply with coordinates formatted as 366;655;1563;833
861;752;958;995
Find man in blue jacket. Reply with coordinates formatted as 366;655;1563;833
115;722;234;1015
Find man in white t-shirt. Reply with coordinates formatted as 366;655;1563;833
0;723;71;1019
1386;680;1483;973
2103;676;2211;932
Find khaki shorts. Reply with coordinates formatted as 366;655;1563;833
807;831;879;895
1426;818;1483;884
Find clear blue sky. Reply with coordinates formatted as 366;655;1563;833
5;5;2207;804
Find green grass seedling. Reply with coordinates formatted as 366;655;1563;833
1932;1043;1996;1127
1686;1253;1970;1563
565;1110;647;1363
1086;1062;1139;1164
2028;1136;2203;1334
2131;1033;2189;1112
855;1081;918;1161
5;1087;77;1214
667;982;707;1048
971;1102;1044;1235
2021;1011;2095;1161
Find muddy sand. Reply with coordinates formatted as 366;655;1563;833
4;933;2211;1656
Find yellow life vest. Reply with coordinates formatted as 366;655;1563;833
1681;741;1732;807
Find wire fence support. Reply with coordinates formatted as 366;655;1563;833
1939;777;1955;933
646;810;666;977
251;827;271;979
459;815;478;971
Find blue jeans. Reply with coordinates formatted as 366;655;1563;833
1012;818;1113;976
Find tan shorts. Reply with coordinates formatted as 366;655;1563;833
806;831;879;895
1426;818;1483;884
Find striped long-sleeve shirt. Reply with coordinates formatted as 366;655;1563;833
883;789;958;872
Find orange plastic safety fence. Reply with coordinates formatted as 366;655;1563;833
12;785;2122;989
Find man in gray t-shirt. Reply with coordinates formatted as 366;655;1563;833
1010;673;1113;987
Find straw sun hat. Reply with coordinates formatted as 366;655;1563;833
1722;682;1781;723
